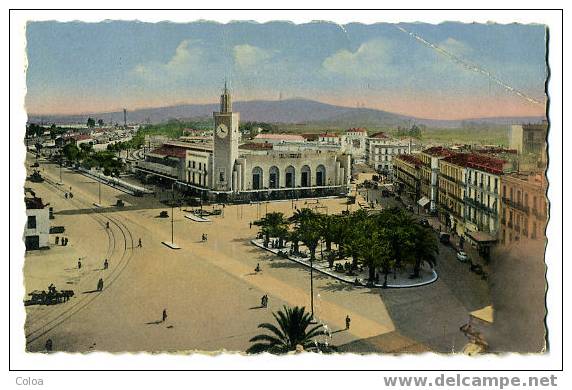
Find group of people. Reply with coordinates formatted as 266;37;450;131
201;233;208;242
64;192;74;199
55;236;69;246
268;239;281;249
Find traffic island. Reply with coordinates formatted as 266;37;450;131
161;241;181;249
251;238;438;288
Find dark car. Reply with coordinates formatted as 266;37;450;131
419;219;430;227
439;232;450;244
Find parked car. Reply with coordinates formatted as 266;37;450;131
419;219;430;227
439;232;450;244
457;250;469;262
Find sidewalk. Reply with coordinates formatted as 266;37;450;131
251;239;437;289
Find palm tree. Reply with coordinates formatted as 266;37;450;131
330;214;349;259
289;207;315;227
246;306;330;354
254;212;288;246
318;214;336;252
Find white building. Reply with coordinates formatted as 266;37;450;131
341;128;368;163
24;196;50;250
134;85;352;201
366;132;409;175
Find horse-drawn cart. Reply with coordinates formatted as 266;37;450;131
25;287;74;306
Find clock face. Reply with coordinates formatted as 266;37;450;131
216;124;229;139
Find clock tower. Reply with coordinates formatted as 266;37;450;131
213;82;239;191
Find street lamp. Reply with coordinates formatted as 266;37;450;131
310;255;316;323
161;181;180;249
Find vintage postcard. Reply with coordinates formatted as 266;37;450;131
20;16;550;358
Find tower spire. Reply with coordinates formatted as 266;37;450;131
220;79;232;113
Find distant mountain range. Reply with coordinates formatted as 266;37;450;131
28;99;545;129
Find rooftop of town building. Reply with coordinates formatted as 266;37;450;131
441;152;507;175
369;131;389;139
394;154;422;167
421;146;455;157
25;196;47;209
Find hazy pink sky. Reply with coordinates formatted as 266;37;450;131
26;21;548;120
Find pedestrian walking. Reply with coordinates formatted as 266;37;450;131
77;259;82;269
346;315;351;330
249;222;252;229
55;236;59;245
138;238;142;248
64;192;68;199
162;309;168;322
97;278;104;291
45;339;53;352
64;237;68;246
103;259;109;270
106;221;110;229
255;263;261;273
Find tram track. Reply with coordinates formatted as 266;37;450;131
24;167;136;348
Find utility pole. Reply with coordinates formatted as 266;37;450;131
98;179;101;205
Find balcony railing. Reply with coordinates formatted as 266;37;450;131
501;197;530;214
463;196;497;215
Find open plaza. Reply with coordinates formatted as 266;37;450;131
23;149;508;354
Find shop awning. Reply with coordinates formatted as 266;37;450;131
466;230;497;243
417;197;430;207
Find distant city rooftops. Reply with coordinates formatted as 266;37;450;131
254;133;306;142
63;133;92;141
421;146;455;157
346;127;367;133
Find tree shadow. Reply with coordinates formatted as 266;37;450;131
321;281;357;292
268;261;302;269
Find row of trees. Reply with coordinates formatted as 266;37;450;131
254;206;438;287
61;143;124;177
